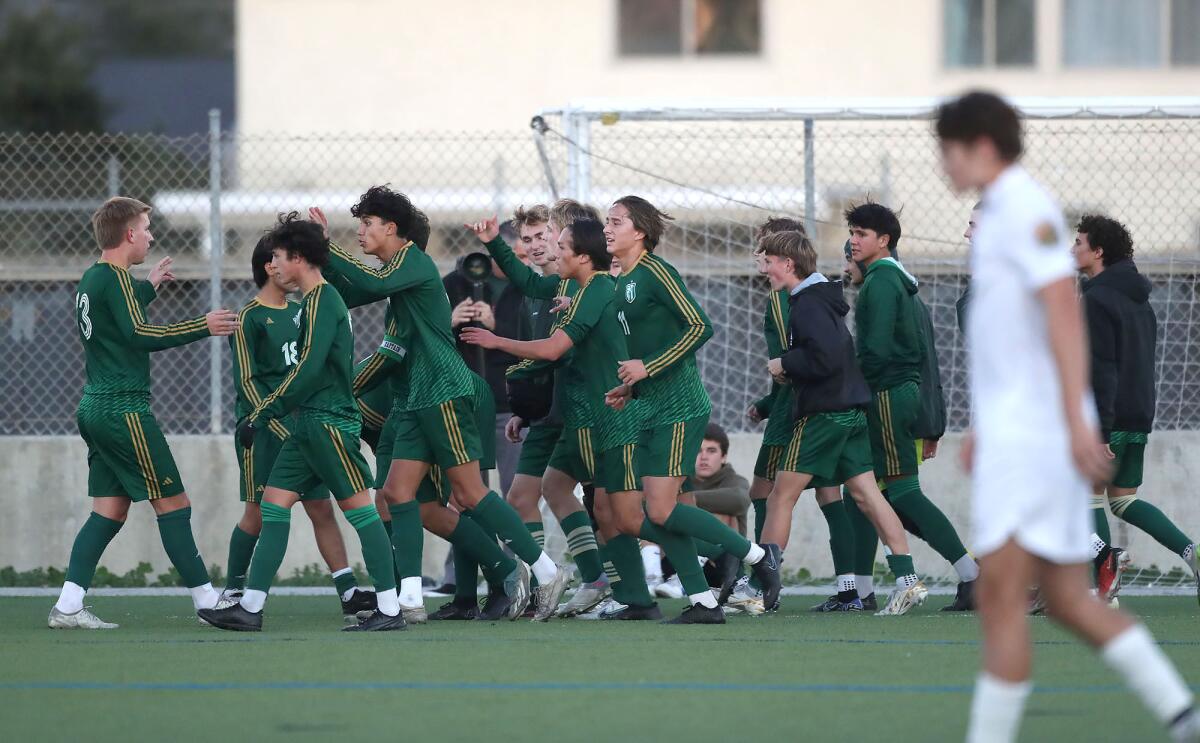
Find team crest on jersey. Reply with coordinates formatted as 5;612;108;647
1035;221;1059;247
625;282;637;303
293;310;302;327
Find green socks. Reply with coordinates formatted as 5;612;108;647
332;568;357;597
885;553;918;587
639;518;707;597
387;501;423;580
65;512;123;590
663;503;751;560
344;504;396;593
752;498;768;544
452;511;517;587
525;521;545;549
819;500;855;576
605;533;655;607
560;511;603;583
247;502;291;593
693;539;725;560
473;492;544;564
224;525;258;592
886;476;968;565
156;507;210;588
1092;497;1112;545
1112;497;1193;556
844;490;879;576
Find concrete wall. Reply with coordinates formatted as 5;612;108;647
5;431;1198;584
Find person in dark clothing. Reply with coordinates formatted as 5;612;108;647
1072;215;1197;600
692;423;751;536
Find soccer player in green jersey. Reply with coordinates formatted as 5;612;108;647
321;186;569;621
757;230;927;615
199;214;403;632
50;197;238;629
602;196;781;623
221;236;377;620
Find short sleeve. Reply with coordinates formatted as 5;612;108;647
1009;202;1074;290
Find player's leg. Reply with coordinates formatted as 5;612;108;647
509;424;561;554
543;428;604;587
300;495;375;618
760;471;813;550
843;487;879;606
750;444;783;544
843;472;925;615
1107;438;1196;587
379;408;432;613
224;501;261;597
810;484;861;612
50;492;128;629
589;445;661;620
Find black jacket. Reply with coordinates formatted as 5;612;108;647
1081;259;1157;436
780;279;871;419
443;269;530;414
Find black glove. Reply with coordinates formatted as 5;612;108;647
236;418;258;449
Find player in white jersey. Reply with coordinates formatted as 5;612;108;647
935;91;1197;743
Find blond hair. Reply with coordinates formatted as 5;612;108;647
549;198;600;230
512;204;550;230
759;230;817;277
92;197;151;250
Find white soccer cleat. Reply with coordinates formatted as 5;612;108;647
400;603;428;625
555;582;611;618
724;576;766;616
875;581;928;616
578;597;625;620
48;606;118;630
654;575;685;599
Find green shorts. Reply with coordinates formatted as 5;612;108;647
516;423;564;477
547;427;596;484
597;443;640;494
374;413;450;505
779;410;874;484
754;444;785;480
391;396;483;470
78;407;185;502
265;415;372;500
638;415;707;479
1109;431;1148;489
867;382;920;479
237;428;329;503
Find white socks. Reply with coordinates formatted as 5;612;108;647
55;581;86;614
641;544;662;581
241;589;267;613
855;575;874;599
955;555;980;582
744;543;766;565
190;583;220;610
530;552;558;584
837;574;856;594
966;672;1032;743
376;588;400;617
1102;624;1194;725
689;591;718;609
398;577;423;608
1090;533;1107;559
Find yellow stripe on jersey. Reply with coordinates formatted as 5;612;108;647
353;353;387;394
642;258;708;377
331;241;412;278
783;416;808;471
770;292;788;350
439;401;469;464
112;268;208;337
622;443;637;492
125;413;161;500
326;424;366;494
879;390;901;477
254;285;322;418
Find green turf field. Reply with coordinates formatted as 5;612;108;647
1;595;1196;742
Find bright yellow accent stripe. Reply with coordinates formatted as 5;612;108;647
331;241;412;279
669;422;685;477
578;428;594;479
242;444;256;502
622;443;637;492
130;414;162;499
112;268;207;337
254;285;322;418
430;465;445;501
231;302;290;440
439;401;469;464
767;446;783;480
879;390;901;477
642;257;709;377
353;353;386;394
783;416;808;471
125;413;161;500
770;292;788;350
326;424;367;494
357;399;387;429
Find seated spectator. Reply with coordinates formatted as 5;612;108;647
692;423;751;536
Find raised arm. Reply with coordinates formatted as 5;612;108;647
461;326;573;362
352;316;407;396
250;285;337;423
465;216;561;299
324;242;426;301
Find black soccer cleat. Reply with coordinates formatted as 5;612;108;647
341;588;377;618
430;597;478;620
859;593;878;612
715;552;741;605
476;589;513;621
198;602;263;632
603;603;663;621
663;603;726;625
810;595;841;613
940;580;976;612
342;608;406;632
754;543;783;611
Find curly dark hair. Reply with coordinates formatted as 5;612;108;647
935;90;1023;162
264;211;329;268
1077;214;1134;266
351;185;431;249
844;201;902;255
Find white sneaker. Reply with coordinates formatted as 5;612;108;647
654;575;684;599
725;576;766;616
578;597;625;620
48;606;118;629
876;581;928;616
555;582;611;618
400;603;428;624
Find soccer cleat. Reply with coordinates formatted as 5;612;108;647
604;602;663;621
714;552;740;604
555;582;611;618
836;597;864;612
1028;587;1047;615
598;600;633;619
400;602;428;625
197;602;263;632
875;581;928;616
476;589;514;621
1169;707;1200;743
810;595;841;613
429;597;478;620
502;562;532;620
725;576;766;616
654;575;685;599
343;608;406;632
754;543;783;611
581;598;624;619
217;589;244;609
531;566;571;621
940;580;976;612
858;593;878;611
1096;547;1129;603
664;603;726;624
341;588;377;618
48;606;118;630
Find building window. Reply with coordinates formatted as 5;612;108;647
943;0;1035;68
1063;0;1200;67
618;0;761;57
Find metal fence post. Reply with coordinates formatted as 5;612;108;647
803;118;816;238
208;109;224;435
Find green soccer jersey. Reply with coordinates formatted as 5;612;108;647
559;272;645;451
326;242;473;412
248;282;360;429
755;289;796;446
611;251;713;424
230;298;305;440
75;261;210;411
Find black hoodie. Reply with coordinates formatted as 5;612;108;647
781;278;872;419
1081;259;1157;436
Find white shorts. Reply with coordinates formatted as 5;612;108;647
970;434;1091;564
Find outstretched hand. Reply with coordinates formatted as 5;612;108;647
460;326;500;348
206;309;238;337
464;216;500;243
148;257;176;289
308;207;329;237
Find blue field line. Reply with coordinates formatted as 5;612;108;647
2;679;1198;694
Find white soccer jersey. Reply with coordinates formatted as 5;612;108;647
967;165;1094;562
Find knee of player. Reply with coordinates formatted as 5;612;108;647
301;499;336;523
150;492;191;516
644;502;673;527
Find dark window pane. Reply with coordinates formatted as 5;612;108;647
618;0;682;56
1063;0;1161;67
944;0;984;67
996;0;1035;65
695;0;761;54
1171;0;1200;65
